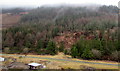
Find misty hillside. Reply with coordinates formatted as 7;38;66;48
19;5;118;32
21;5;118;22
2;5;120;61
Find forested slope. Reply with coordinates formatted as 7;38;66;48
2;5;120;61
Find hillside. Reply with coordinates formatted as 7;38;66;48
2;5;119;62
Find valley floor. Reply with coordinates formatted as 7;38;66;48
0;53;119;69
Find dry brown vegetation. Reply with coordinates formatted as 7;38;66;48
54;31;88;49
2;14;21;29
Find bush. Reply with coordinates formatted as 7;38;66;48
64;49;68;55
71;46;79;58
81;45;94;59
91;49;102;59
23;47;29;54
46;41;57;55
111;51;120;61
59;43;64;52
4;47;10;53
64;49;71;55
81;47;94;59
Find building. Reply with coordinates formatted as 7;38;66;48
28;62;46;69
0;57;5;62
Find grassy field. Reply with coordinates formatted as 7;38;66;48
2;14;21;29
0;53;119;69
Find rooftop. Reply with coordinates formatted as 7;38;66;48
0;57;5;61
28;63;42;66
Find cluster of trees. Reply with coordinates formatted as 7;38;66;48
3;35;57;55
2;5;119;61
20;5;118;31
99;5;119;13
71;37;120;61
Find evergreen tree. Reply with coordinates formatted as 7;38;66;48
59;42;64;52
81;46;94;59
71;46;79;58
46;41;57;55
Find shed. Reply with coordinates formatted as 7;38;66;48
28;63;42;69
0;57;5;62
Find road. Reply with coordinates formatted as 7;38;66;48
1;54;119;67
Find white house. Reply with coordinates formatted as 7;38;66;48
28;62;46;69
0;57;5;62
28;63;42;67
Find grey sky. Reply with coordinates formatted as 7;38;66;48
0;0;119;8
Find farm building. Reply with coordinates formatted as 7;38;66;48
0;57;5;62
28;62;46;69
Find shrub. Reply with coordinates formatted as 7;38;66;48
71;46;79;58
91;49;102;59
4;47;10;53
59;43;64;52
64;49;68;55
46;41;57;55
81;46;94;59
111;51;120;61
23;48;29;54
64;49;71;55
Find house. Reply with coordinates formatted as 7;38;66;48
28;63;46;69
0;57;5;61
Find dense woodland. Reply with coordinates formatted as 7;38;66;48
2;5;120;61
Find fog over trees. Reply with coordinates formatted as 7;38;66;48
2;5;119;61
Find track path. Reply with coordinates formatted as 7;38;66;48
0;54;119;67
